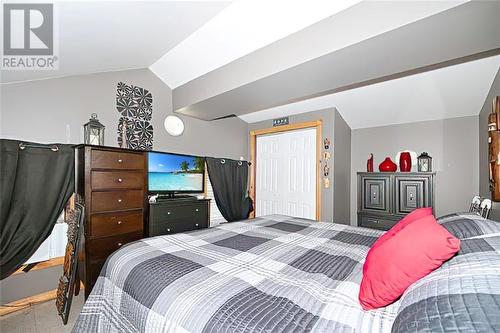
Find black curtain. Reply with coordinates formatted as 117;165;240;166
206;157;253;222
1;139;74;279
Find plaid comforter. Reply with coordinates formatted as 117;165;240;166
392;213;500;332
73;214;500;333
73;215;399;332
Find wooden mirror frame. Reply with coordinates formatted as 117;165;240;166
56;201;84;325
488;96;500;201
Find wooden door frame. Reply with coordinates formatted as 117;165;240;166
249;120;322;221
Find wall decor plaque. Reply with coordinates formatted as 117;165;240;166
116;82;153;150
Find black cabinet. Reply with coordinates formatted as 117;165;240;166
357;172;435;231
148;198;210;237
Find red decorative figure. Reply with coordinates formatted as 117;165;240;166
379;157;397;172
367;154;374;172
399;152;412;172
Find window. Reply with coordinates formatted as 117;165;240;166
205;170;227;226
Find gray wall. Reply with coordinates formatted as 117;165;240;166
1;68;248;160
248;108;351;224
350;116;479;225
333;111;351;223
0;69;248;303
479;69;500;221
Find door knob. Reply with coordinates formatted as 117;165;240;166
117;221;122;225
117;178;123;183
118;199;122;203
118;159;123;163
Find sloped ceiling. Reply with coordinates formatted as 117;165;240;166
2;0;498;130
169;0;468;111
171;1;500;122
239;56;500;129
150;0;365;88
1;1;230;83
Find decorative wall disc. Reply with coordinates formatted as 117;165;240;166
164;115;184;136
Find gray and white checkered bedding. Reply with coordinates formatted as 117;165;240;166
73;214;500;333
438;212;500;239
393;213;500;332
73;215;399;332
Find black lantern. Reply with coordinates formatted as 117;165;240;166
84;113;105;145
417;152;432;172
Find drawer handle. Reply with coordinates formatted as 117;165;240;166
118;159;123;163
167;212;171;215
117;220;122;225
195;223;199;227
117;242;123;247
117;178;123;183
118;199;123;203
195;208;199;212
166;228;171;232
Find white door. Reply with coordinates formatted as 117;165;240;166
256;127;317;220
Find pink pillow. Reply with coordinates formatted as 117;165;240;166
373;208;433;250
359;214;460;310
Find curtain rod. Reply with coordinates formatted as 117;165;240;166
19;142;59;152
219;158;251;166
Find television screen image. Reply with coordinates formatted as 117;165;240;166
148;152;205;193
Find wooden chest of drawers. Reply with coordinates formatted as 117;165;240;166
76;146;147;297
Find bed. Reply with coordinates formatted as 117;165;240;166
73;214;500;332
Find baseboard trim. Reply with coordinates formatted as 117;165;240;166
12;256;64;276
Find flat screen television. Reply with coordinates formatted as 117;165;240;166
148;151;205;194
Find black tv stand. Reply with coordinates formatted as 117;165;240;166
148;198;211;236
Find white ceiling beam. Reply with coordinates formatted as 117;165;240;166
171;1;500;121
172;0;467;112
239;56;500;129
150;0;364;88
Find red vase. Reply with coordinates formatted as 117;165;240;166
367;153;374;172
379;157;397;172
399;152;412;172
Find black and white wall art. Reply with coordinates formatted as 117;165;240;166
116;82;153;150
